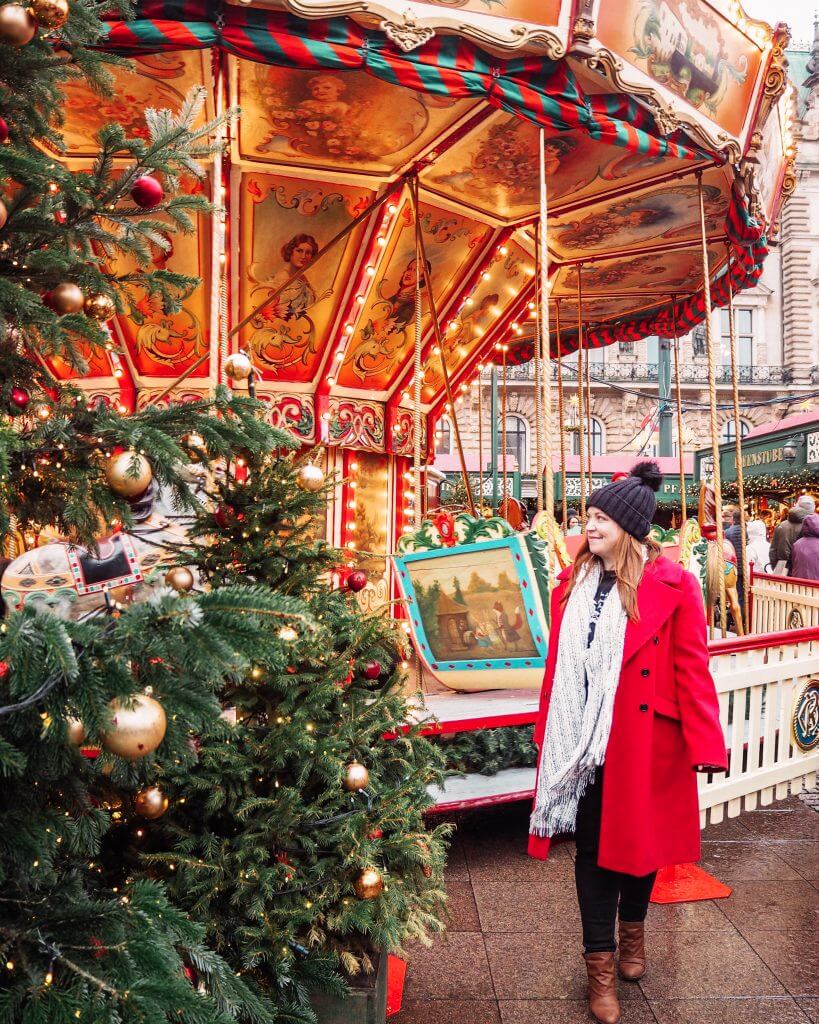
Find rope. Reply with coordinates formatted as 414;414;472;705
413;193;423;530
538;129;555;527
501;343;508;514
698;173;727;637
576;266;586;525
555;300;567;529
478;366;484;514
584;322;593;485
533;231;543;514
671;296;688;525
726;246;750;632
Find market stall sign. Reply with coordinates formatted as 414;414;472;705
554;472;683;504
696;425;819;485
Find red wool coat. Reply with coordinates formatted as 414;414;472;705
528;555;728;876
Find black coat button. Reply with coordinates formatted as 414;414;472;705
653;636;660;645
641;668;650;677
639;704;649;712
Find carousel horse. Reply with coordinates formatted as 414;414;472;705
695;480;744;636
530;510;572;579
0;480;195;620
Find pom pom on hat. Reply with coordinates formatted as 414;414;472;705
588;460;664;539
629;460;662;492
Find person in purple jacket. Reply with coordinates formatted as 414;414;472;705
790;513;819;581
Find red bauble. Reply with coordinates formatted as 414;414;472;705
368;828;383;840
53;209;67;224
131;175;164;209
363;661;382;680
0;118;8;144
213;504;234;528
0;661;9;680
10;387;30;410
346;570;367;593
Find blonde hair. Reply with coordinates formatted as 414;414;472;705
563;533;661;622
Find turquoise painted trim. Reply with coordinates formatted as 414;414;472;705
394;534;548;673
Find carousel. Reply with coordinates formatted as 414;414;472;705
46;0;818;811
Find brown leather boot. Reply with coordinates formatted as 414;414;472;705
583;952;621;1024
617;920;646;981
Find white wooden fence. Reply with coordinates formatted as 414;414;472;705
750;570;819;632
698;633;819;824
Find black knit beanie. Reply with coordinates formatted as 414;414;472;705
588;461;662;539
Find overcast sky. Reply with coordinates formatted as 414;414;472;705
741;0;815;47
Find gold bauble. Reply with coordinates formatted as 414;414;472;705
0;4;36;45
295;463;325;493
102;693;166;760
83;292;116;322
164;566;194;593
30;0;68;28
66;717;85;745
353;867;383;900
224;351;253;381
342;761;369;792
105;451;152;498
181;432;207;463
0;198;6;232
47;282;85;316
134;784;169;820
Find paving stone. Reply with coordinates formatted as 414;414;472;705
648;996;810;1023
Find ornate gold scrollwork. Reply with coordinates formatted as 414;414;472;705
380;17;436;52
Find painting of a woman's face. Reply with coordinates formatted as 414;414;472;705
289;241;315;270
400;259;418;289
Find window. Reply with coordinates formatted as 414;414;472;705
572;416;604;456
503;414;528;472
720;419;750;443
720;308;753;368
645;336;660;366
434;416;451;456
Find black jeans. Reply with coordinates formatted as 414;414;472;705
574;767;656;954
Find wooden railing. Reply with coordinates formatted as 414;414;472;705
750;568;819;632
697;628;819;825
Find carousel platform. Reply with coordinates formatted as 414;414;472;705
395;790;819;1024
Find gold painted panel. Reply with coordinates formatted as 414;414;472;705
595;0;763;138
61;52;211;157
235;61;475;173
424;114;692;222
549;171;728;260
238;173;374;383
415;0;560;21
337;200;491;391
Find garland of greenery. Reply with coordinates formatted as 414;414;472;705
431;725;538;777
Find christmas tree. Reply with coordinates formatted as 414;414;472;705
137;451;451;1007
0;1;312;1019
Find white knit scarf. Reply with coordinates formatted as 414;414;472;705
529;559;629;838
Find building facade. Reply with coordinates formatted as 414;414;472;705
434;29;819;502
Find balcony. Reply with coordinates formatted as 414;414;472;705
486;362;792;386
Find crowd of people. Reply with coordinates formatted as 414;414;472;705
558;493;819;583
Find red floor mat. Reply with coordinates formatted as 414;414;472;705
650;862;732;903
386;955;407;1017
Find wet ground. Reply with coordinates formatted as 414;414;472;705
396;790;819;1024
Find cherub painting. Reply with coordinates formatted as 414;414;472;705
245;66;463;170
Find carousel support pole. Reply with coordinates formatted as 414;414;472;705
697;172;727;637
478;365;485;514
726;245;751;632
584;323;593;485
491;365;499;512
409;177;476;517
671;296;688;525
412;205;423;530
555;300;568;529
576;266;587;524
538;129;555;529
501;342;508;515
533;232;543;515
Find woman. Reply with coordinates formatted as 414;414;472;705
746;519;772;575
564;509;581;536
528;462;727;1024
790;513;819;581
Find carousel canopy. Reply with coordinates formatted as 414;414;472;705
56;0;795;454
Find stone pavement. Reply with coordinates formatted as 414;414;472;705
396;791;819;1024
